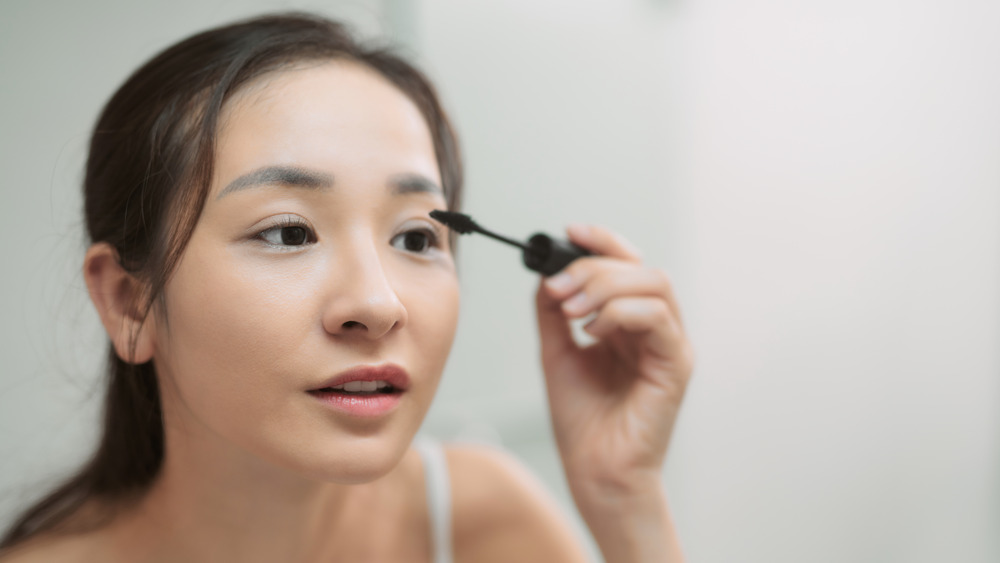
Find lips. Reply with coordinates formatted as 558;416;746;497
308;364;411;393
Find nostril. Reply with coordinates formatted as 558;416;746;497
342;321;364;330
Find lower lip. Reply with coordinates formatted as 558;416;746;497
308;390;402;417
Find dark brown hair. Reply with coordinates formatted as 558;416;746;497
0;12;462;550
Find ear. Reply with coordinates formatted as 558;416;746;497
83;242;157;365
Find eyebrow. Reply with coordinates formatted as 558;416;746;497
216;166;332;199
215;166;443;199
388;173;444;197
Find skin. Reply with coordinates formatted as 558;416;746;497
1;59;692;563
538;227;693;561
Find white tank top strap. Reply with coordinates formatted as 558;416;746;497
413;435;453;563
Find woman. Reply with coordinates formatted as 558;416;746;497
0;12;693;562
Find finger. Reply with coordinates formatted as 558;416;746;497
584;297;690;361
544;251;656;301
559;265;674;321
534;280;578;368
565;224;643;263
543;256;620;300
547;259;688;331
659;270;686;330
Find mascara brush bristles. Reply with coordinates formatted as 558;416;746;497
429;210;532;252
429;210;477;234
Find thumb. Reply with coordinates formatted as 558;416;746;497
534;280;577;370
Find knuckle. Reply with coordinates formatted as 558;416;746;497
611;231;643;260
652;268;673;292
603;298;630;319
685;342;696;368
580;261;624;297
588;270;620;299
566;256;599;280
677;341;696;377
617;297;650;321
651;299;671;322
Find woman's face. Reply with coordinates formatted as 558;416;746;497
151;61;459;483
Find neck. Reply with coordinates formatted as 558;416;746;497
102;416;400;563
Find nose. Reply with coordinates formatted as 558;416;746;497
321;240;407;340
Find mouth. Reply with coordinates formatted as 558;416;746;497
307;363;411;397
308;380;402;396
307;364;409;417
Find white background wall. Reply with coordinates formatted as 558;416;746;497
2;1;997;562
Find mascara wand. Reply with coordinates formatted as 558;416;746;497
429;210;592;276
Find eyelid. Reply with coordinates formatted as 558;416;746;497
404;219;447;248
391;220;448;257
251;214;316;249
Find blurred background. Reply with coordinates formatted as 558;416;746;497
1;0;998;561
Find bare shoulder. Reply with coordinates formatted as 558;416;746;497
444;443;589;563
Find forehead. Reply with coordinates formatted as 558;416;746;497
212;60;440;197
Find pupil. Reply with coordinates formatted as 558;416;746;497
404;232;428;252
281;227;307;245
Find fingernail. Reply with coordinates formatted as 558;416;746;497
545;272;573;292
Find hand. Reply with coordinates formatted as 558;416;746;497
535;224;694;498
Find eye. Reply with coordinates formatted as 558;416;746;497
391;227;440;254
255;217;316;248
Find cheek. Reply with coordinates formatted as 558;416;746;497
404;271;461;380
155;246;316;418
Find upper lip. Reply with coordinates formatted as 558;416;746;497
309;364;411;392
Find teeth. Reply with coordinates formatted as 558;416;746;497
328;380;391;393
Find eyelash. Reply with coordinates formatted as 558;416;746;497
253;217;444;255
254;217;317;251
393;227;442;255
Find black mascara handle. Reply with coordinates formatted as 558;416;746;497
522;233;593;276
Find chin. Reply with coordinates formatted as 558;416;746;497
293;432;412;485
